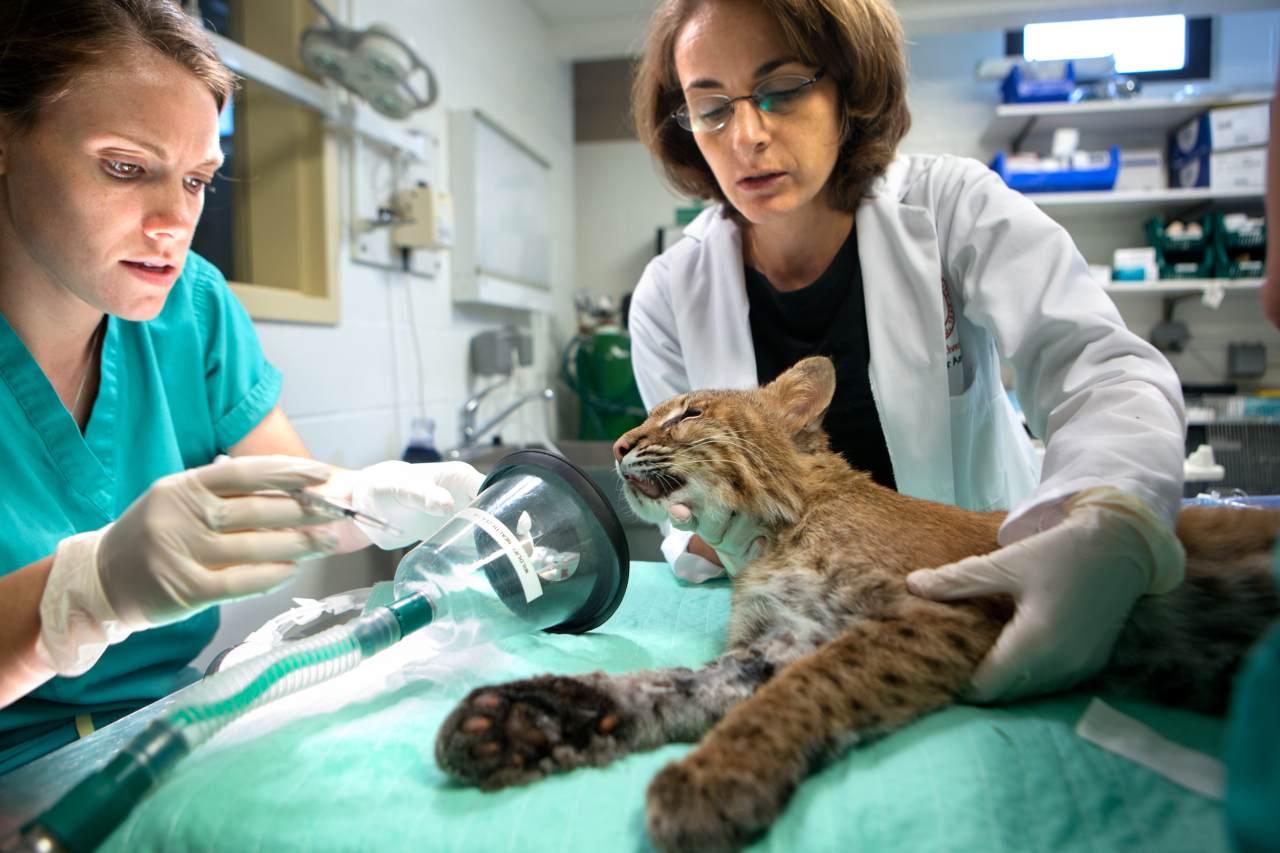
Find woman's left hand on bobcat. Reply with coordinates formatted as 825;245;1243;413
905;486;1186;702
668;503;768;576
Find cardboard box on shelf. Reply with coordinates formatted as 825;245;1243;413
1170;146;1266;192
1112;246;1159;282
1170;103;1271;166
1115;148;1167;192
1209;103;1270;151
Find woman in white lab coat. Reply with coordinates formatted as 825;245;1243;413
626;0;1187;703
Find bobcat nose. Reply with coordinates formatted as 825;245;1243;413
613;436;631;461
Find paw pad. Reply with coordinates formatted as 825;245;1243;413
435;676;624;790
461;716;491;733
473;693;501;710
471;741;501;758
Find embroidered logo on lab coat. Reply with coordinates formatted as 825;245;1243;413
943;278;964;396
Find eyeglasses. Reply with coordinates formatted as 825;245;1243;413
673;69;825;133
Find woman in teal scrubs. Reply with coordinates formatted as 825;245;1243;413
0;0;483;774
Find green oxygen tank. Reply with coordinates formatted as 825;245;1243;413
565;324;646;441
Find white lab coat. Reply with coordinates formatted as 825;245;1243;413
629;153;1185;580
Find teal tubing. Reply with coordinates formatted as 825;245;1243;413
19;593;435;853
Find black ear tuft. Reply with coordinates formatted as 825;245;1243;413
765;357;836;436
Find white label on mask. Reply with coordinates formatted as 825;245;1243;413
455;507;542;603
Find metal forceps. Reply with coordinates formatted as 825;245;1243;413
287;489;404;538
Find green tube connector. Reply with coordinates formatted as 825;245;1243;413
386;592;434;637
28;720;188;853
350;606;401;658
348;593;432;658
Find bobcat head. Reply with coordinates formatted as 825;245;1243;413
613;357;840;534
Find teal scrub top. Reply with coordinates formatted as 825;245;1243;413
1226;542;1280;852
0;253;282;775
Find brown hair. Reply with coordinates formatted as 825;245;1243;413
0;0;235;135
632;0;911;214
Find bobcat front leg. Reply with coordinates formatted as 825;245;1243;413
435;645;803;791
645;601;996;853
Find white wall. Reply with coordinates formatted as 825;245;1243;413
576;141;685;301
201;0;577;664
899;29;1004;161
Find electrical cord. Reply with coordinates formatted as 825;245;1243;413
401;255;429;421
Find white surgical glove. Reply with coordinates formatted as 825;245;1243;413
667;503;769;578
349;461;486;549
37;456;341;676
906;486;1185;702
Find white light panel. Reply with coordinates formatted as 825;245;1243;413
1024;15;1187;74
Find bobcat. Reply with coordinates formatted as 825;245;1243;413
436;356;1279;853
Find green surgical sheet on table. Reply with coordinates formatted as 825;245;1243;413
98;562;1230;853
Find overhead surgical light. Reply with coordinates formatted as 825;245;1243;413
299;0;439;120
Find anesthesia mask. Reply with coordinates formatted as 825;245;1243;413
393;448;630;651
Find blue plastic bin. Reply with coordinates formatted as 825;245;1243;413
1001;62;1075;104
989;145;1120;193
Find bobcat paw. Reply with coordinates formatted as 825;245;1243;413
435;675;624;789
645;755;790;853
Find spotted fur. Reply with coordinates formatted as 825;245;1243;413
436;357;1279;853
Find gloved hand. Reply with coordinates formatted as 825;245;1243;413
667;503;769;577
37;456;341;677
350;461;486;549
906;486;1185;702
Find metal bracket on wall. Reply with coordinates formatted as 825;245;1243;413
1010;116;1036;154
208;31;429;160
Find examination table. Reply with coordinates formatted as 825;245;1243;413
0;561;1234;853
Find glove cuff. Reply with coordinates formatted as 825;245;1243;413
672;551;727;583
1063;486;1186;595
36;528;135;677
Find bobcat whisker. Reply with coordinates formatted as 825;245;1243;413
683;434;764;460
678;435;769;470
665;457;757;473
694;430;771;464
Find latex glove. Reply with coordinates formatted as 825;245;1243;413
667;503;769;577
37;456;341;676
661;527;725;584
350;460;486;549
906;486;1185;702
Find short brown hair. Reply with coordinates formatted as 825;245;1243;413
0;0;235;135
632;0;911;214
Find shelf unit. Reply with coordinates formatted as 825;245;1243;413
1029;187;1264;220
1102;278;1262;295
981;91;1271;151
984;94;1270;300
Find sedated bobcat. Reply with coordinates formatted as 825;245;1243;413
436;356;1280;853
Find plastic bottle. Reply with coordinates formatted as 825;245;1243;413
403;417;443;463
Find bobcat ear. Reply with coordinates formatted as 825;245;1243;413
768;357;836;435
